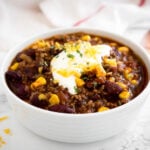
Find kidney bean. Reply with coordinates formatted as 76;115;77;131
104;94;119;102
48;104;75;113
23;67;37;80
30;94;49;108
9;82;30;99
89;94;101;101
105;81;123;95
5;70;22;82
25;49;36;60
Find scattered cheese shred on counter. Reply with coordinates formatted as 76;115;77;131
0;116;12;148
0;136;6;147
0;116;8;122
3;128;12;135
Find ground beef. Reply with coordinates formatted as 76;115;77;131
5;32;148;114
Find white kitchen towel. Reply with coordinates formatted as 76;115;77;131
40;0;150;40
0;0;150;52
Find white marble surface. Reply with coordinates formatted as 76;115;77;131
1;93;150;150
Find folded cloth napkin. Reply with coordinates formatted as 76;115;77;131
40;0;150;41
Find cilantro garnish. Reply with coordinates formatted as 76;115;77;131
67;54;74;59
74;86;79;93
76;50;83;57
93;81;98;88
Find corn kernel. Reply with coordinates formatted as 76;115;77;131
32;40;50;49
94;37;99;41
75;77;85;87
131;79;138;85
64;42;77;52
55;42;62;50
119;91;130;99
118;46;129;53
124;68;134;81
124;67;132;74
81;35;91;41
109;77;115;82
49;94;60;105
38;94;47;100
116;82;127;89
104;58;117;67
125;73;134;81
0;116;8;122
95;65;106;77
110;43;117;47
36;77;46;84
98;106;109;112
3;128;11;135
38;40;50;48
31;77;47;89
0;136;6;146
10;62;19;70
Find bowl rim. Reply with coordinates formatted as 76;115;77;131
1;27;150;118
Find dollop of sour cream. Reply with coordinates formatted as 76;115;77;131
51;41;111;94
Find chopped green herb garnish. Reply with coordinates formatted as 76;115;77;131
50;45;55;49
74;86;79;93
63;48;66;52
93;81;98;88
67;54;74;59
86;62;89;65
76;50;83;57
55;55;59;58
82;76;88;81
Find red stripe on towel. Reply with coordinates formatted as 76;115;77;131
73;5;105;26
138;0;146;6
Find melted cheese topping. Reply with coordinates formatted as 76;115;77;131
51;41;111;94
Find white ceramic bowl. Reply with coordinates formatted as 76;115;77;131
1;28;150;143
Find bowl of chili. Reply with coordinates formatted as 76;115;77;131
1;28;150;143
